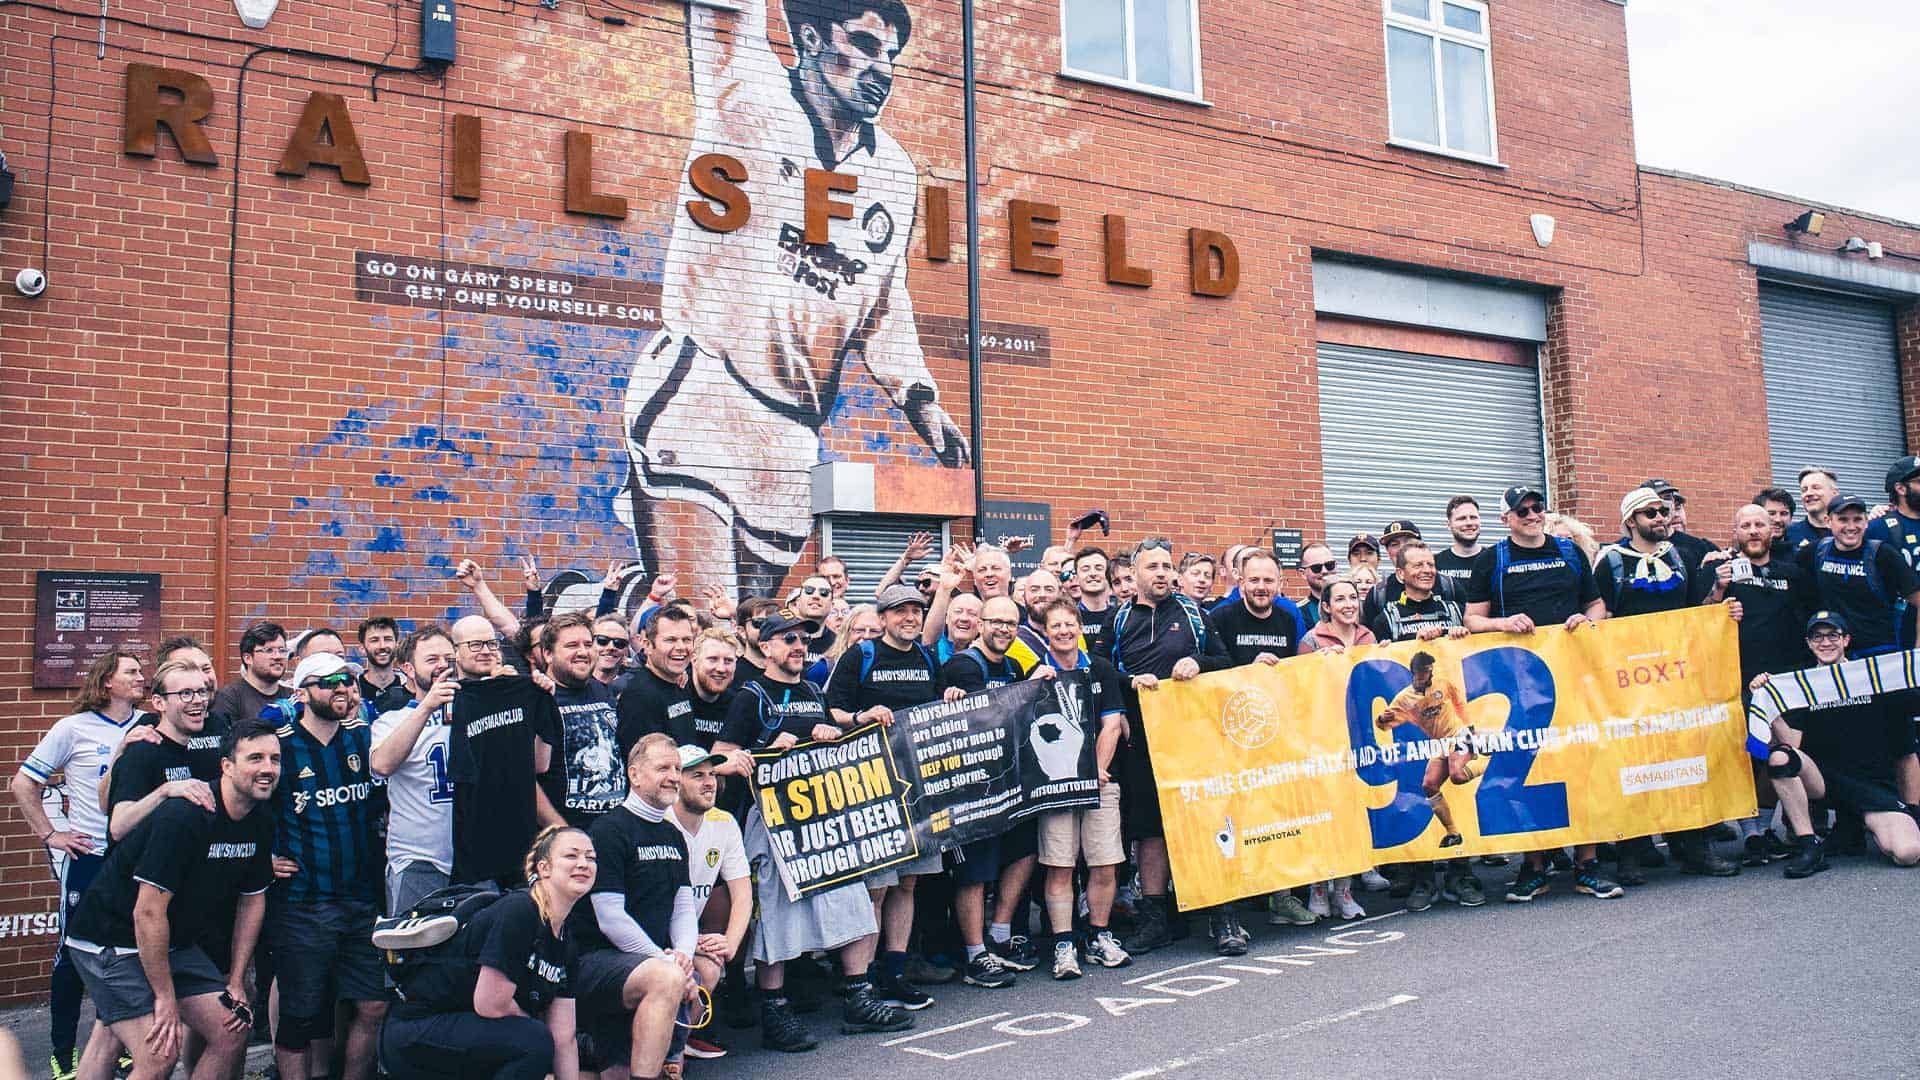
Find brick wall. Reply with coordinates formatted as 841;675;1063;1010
0;0;1916;1000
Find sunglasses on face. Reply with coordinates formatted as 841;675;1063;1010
1512;503;1547;518
800;585;831;597
1637;506;1671;520
775;632;805;645
593;635;630;649
916;579;937;591
1303;560;1337;574
303;672;355;691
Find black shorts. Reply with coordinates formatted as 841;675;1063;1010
271;899;384;1046
1822;769;1907;815
1120;739;1162;841
573;948;646;1018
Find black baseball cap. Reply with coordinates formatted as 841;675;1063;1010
1503;485;1547;511
1347;533;1380;555
1643;478;1684;504
1828;492;1870;515
1886;455;1920;492
758;614;818;643
1380;519;1422;542
1805;610;1849;635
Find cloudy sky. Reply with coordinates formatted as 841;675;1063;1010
1626;0;1920;223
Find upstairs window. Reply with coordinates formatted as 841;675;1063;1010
1384;0;1498;161
1063;0;1203;100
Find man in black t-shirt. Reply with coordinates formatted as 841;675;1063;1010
107;659;226;843
1434;496;1485;589
574;733;699;1080
542;612;627;829
1799;492;1920;657
1073;548;1118;660
209;621;292;728
1786;467;1838;552
1757;611;1920;878
1371;542;1468;644
825;583;948;1012
615;607;699;759
1465;484;1617;904
447;615;561;888
1214;551;1308;664
65;718;278;1080
355;616;411;716
1363;522;1465;628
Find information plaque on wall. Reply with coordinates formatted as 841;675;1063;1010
34;572;161;689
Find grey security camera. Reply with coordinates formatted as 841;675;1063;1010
13;268;47;298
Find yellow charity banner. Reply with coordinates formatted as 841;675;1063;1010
1142;606;1757;911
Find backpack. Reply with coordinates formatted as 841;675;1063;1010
376;884;503;1004
1812;537;1888;604
1597;543;1689;614
956;647;1021;688
856;639;939;684
1491;537;1586;617
1109;593;1209;676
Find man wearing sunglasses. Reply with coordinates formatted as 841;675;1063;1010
792;576;839;671
714;614;906;1052
267;652;387;1080
64;717;280;1080
1464;485;1613;904
445;615;561;892
1296;544;1339;626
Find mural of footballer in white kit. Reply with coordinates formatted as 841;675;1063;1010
619;0;970;596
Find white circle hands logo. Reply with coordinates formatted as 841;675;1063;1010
1029;711;1085;781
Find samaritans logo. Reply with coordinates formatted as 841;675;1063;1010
1215;815;1237;859
1220;688;1281;750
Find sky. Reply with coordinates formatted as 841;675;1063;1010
1626;0;1920;224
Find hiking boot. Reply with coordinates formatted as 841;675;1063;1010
987;935;1039;972
842;984;914;1034
1784;835;1828;879
1504;868;1552;903
1085;930;1132;969
1052;940;1083;981
760;997;818;1052
1404;878;1435;912
1446;873;1487;907
1574;860;1624;898
905;955;960;985
1121;896;1172;955
1614;847;1648;887
1209;911;1248;956
1679;844;1740;877
1267;891;1317;926
962;952;1016;989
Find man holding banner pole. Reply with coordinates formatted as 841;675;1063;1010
1750;611;1920;877
1110;538;1231;955
1464;484;1619;903
1028;599;1131;979
713;614;909;1053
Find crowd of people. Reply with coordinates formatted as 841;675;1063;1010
15;463;1920;1080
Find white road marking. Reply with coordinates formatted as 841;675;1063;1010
1106;993;1422;1080
1122;957;1224;986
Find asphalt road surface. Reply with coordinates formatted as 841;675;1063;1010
716;856;1920;1080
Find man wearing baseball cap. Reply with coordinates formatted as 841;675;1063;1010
669;744;751;1058
1798;491;1920;658
1346;534;1382;577
824;583;949;1012
1868;454;1920;649
1751;610;1920;878
1363;519;1463;628
1464;484;1616;903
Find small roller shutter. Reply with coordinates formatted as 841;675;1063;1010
1759;284;1904;495
821;516;951;602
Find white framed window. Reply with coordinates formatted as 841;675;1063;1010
1383;0;1499;163
1061;0;1204;103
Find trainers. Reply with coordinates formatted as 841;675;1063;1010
684;1036;728;1060
1574;860;1625;898
1479;854;1510;867
1052;941;1083;981
1209;911;1248;956
905;955;960;985
1120;897;1172;955
877;976;934;1011
1405;878;1435;912
1547;850;1575;874
988;935;1039;972
1085;930;1132;968
1267;892;1317;926
1447;874;1487;907
371;913;459;950
1358;868;1392;892
50;1053;75;1080
963;952;1016;989
842;984;914;1034
1332;881;1366;920
1784;835;1828;879
1764;832;1795;861
1306;882;1331;918
1439;833;1463;848
760;997;818;1052
1742;835;1771;867
1504;869;1552;902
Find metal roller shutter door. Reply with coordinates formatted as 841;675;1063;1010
1316;341;1546;555
821;516;950;603
1759;284;1904;495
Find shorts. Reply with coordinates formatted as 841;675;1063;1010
950;835;1001;886
1820;769;1907;815
70;944;225;1025
863;848;945;889
622;330;815;562
271;898;385;1046
574;948;648;1017
386;860;452;916
1120;736;1163;841
1038;783;1125;868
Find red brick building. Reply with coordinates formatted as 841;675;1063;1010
1;0;1917;997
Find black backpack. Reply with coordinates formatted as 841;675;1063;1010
376;884;503;1004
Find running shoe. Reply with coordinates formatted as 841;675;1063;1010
877;976;933;1011
1405;878;1435;912
1446;874;1487;907
1267;892;1317;926
963;952;1016;989
1052;941;1083;981
1306;882;1331;919
1332;881;1366;920
1358;868;1392;892
1085;930;1132;969
1504;869;1551;903
1574;860;1624;899
684;1036;728;1060
988;935;1039;972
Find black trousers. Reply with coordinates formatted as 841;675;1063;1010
380;1012;554;1080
